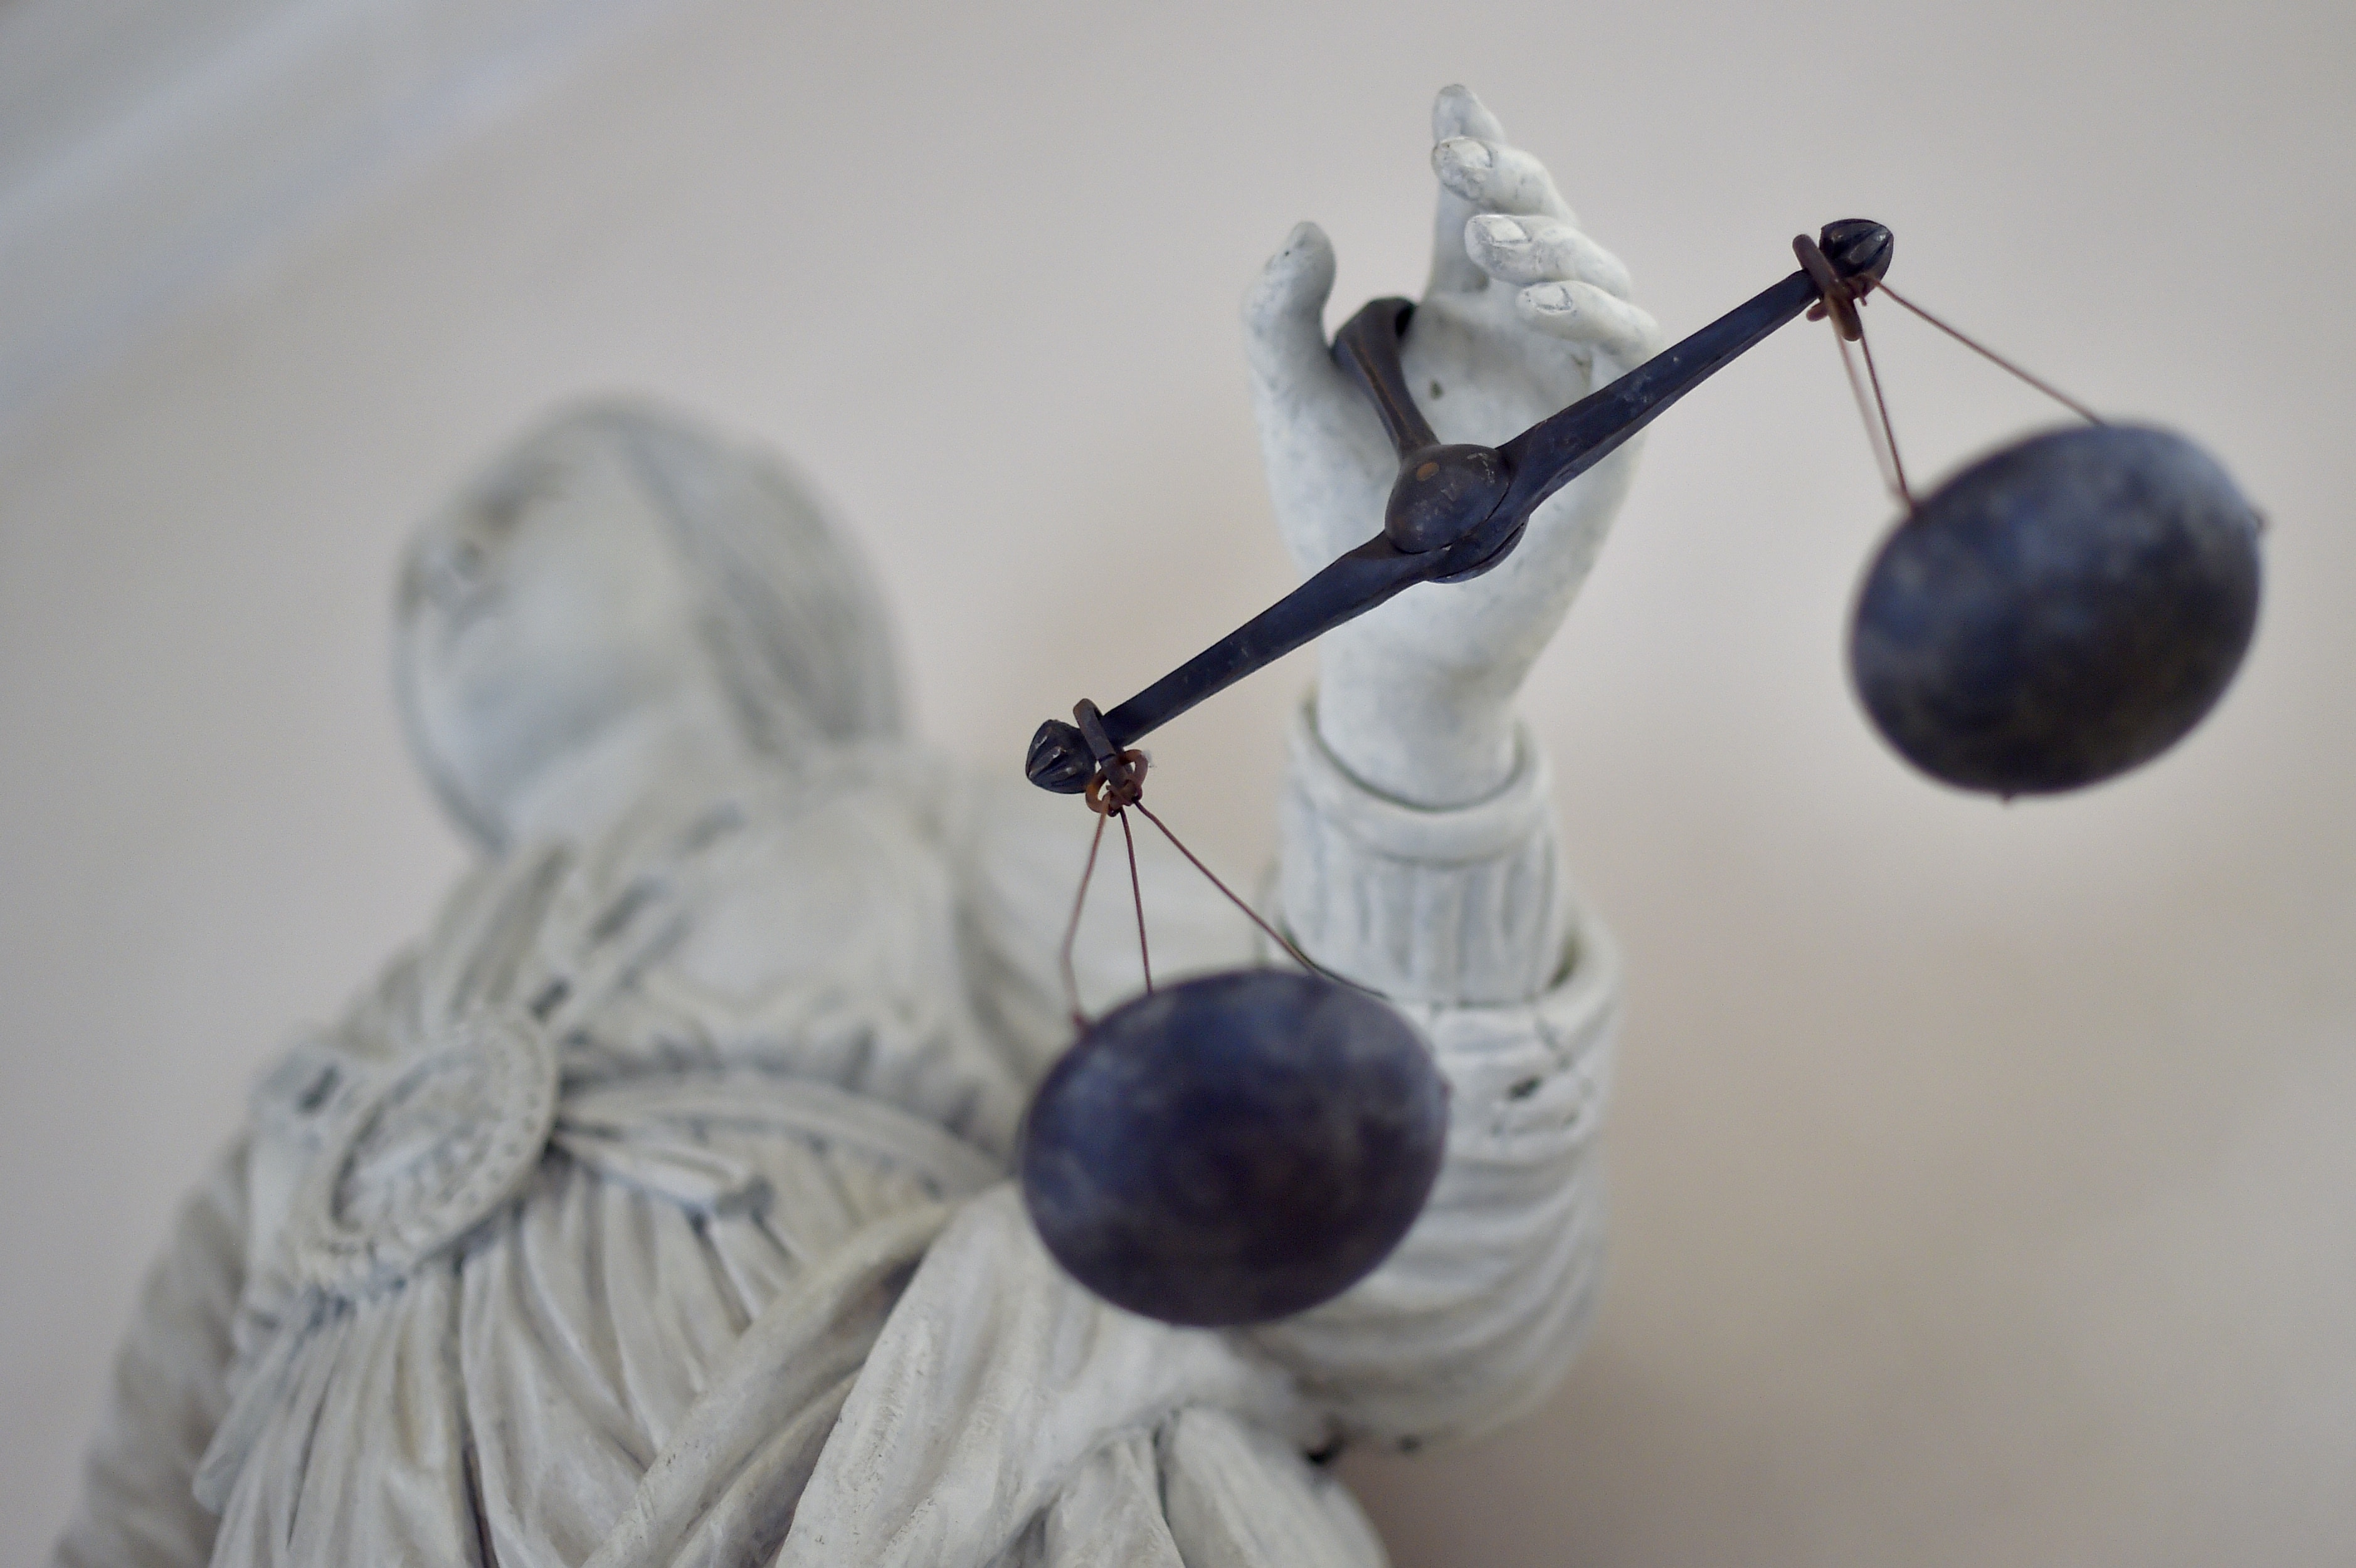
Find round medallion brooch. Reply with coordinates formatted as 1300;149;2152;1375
284;1009;559;1295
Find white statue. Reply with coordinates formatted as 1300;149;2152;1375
56;85;1657;1568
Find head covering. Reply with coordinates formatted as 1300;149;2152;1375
451;397;903;750
574;399;904;755
397;399;907;847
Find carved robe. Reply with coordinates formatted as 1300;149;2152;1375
57;714;1615;1568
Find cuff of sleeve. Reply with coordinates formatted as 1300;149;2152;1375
1278;698;1573;1006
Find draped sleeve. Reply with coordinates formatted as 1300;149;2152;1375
1247;702;1618;1450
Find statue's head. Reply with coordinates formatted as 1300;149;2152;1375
395;401;902;848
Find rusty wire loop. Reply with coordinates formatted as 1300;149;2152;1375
1794;230;1873;342
1082;750;1148;815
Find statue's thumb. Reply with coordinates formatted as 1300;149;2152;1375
1242;221;1339;393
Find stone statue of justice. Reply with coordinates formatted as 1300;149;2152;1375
55;85;2260;1568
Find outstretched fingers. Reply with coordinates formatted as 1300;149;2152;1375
1427;85;1508;293
1432;136;1575;227
1427;87;1583;302
1514;278;1660;367
1422;90;1660;382
1466;213;1632;299
1423;137;1573;231
1455;188;1657;366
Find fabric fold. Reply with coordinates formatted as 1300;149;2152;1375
776;1186;1319;1568
584;1203;951;1568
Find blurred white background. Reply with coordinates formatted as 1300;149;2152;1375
3;1;2350;1562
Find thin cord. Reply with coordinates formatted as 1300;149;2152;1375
1060;808;1109;1028
1871;278;2106;427
1059;747;1389;1033
1131;801;1387;999
1852;310;1914;508
1836;329;1906;505
1119;807;1152;993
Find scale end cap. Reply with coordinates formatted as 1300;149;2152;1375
1027;720;1094;793
1819;219;1894;285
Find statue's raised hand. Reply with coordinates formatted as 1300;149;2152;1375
1245;85;1659;806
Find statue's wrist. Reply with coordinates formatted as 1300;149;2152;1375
1313;651;1519;810
1280;700;1568;1005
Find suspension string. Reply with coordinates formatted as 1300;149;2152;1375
1835;329;1906;506
1130;801;1387;1000
1871;278;2106;427
1119;808;1152;993
1059;808;1110;1029
1852;310;1914;509
1798;231;1912;512
1062;723;1388;1026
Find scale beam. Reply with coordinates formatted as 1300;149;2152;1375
1026;219;1894;794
